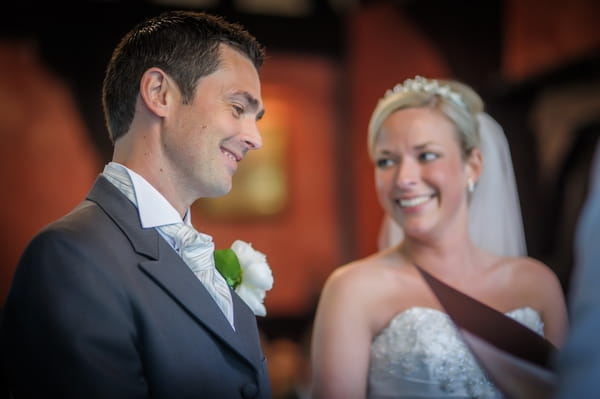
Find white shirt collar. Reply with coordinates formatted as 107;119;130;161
107;162;191;228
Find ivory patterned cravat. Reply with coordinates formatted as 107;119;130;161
159;222;234;327
102;163;235;328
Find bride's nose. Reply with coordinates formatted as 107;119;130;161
394;158;419;188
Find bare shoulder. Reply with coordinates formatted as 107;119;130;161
321;252;393;300
493;255;565;311
317;250;415;326
499;256;560;285
317;252;416;337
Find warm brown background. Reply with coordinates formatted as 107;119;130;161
1;0;599;333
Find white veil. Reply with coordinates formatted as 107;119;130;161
378;112;527;257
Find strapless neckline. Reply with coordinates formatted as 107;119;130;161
368;306;544;398
388;305;541;324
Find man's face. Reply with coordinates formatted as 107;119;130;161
162;45;264;204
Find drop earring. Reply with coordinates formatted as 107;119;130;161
467;178;475;193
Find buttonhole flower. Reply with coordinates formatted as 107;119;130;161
214;240;274;316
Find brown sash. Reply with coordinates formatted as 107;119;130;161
415;264;559;397
415;264;557;368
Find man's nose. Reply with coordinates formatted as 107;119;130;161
242;121;263;150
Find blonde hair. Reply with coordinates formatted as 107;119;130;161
367;76;484;160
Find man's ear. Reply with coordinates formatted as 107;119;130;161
466;147;483;184
139;67;176;118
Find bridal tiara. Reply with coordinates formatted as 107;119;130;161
384;75;467;109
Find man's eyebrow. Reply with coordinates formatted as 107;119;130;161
229;91;265;121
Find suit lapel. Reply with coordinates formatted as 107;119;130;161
232;289;264;361
139;249;259;369
87;176;160;259
86;176;260;370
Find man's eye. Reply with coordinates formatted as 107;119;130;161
232;105;244;116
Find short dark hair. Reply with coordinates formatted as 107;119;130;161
102;10;265;142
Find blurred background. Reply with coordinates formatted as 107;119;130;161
1;0;599;397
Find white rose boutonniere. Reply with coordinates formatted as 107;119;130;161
214;240;274;316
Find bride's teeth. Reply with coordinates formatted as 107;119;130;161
399;196;430;207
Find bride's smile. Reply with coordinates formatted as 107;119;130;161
397;194;435;208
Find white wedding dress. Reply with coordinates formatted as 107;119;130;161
367;307;545;398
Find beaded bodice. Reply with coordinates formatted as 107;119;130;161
368;307;544;398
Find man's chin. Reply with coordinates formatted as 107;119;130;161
207;183;232;198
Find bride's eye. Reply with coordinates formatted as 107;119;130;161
376;158;395;168
419;152;439;162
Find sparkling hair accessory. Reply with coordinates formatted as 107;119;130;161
385;75;466;109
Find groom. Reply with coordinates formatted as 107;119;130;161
1;10;271;399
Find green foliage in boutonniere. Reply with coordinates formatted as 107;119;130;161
214;240;274;316
214;248;242;289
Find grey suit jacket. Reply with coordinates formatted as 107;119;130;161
1;176;271;399
555;141;600;398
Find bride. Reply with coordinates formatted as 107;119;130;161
310;76;568;398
